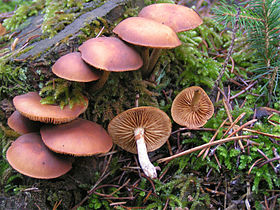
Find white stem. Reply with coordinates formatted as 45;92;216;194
134;127;158;179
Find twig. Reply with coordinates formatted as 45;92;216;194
242;127;280;139
248;158;264;175
163;198;170;210
171;127;216;135
197;118;228;158
204;187;225;196
109;202;127;206
257;157;280;170
223;113;245;137
214;7;241;87
157;135;255;163
227;119;258;138
257;149;277;173
229;80;258;100
108;179;130;196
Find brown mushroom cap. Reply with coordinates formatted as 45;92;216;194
113;17;181;49
78;37;143;71
138;3;203;33
52;52;100;82
13;92;88;124
40;119;113;156
171;86;214;128
108;106;172;154
7;110;42;134
6;133;72;179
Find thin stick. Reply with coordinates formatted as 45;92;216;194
197;118;228;158
214;8;240;87
227;119;258;138
242;128;280;139
223;112;246;137
223;98;245;151
229;80;257;100
157;135;254;163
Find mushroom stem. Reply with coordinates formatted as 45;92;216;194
91;71;110;91
145;48;162;77
134;127;157;179
141;47;150;74
191;90;202;110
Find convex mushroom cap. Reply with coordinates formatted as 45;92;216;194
6;133;72;179
113;17;181;49
52;52;100;82
13;92;88;124
78;37;143;71
108;106;172;154
40;119;113;156
171;86;214;128
8;110;42;134
138;3;203;33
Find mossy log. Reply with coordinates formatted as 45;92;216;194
11;0;144;63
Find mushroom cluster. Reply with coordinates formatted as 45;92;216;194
113;3;203;77
7;78;112;179
7;97;113;178
6;2;208;180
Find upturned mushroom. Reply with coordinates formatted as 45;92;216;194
113;17;181;77
78;36;143;90
108;106;172;179
40;119;113;156
13;92;88;124
6;133;72;179
171;86;214;128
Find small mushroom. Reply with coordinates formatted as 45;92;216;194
108;106;172;179
78;36;143;90
6;133;72;179
13;92;88;124
113;17;181;77
40;119;113;156
7;110;42;134
138;3;203;33
171;86;214;128
52;52;100;82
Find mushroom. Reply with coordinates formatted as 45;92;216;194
138;3;203;74
7;110;42;134
6;133;72;179
78;36;143;90
171;86;214;128
40;119;113;156
108;106;172;179
138;3;203;33
113;17;181;77
13;92;88;124
52;52;100;82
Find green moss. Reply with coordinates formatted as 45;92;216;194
0;62;34;100
3;0;44;31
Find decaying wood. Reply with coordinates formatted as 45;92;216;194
11;0;144;62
